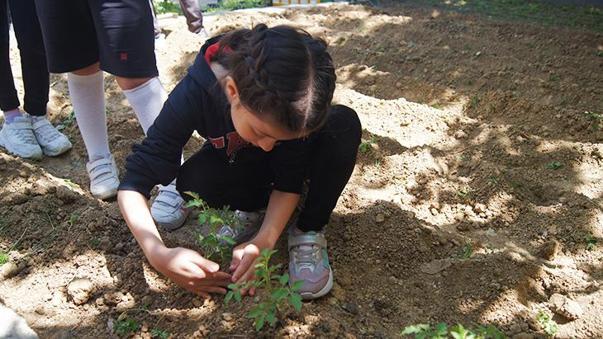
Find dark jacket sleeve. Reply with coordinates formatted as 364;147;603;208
119;74;208;198
269;139;309;194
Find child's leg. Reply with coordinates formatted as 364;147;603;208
289;104;361;300
0;2;21;118
297;104;362;231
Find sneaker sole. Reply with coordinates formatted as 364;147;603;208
299;267;334;301
0;133;43;160
42;143;72;157
92;187;118;200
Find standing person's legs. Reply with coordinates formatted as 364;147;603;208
0;0;20;120
8;0;72;156
288;104;361;300
178;0;203;34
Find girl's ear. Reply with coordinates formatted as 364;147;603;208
224;76;240;104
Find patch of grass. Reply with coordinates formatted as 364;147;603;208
487;175;499;186
0;250;9;266
359;136;378;154
225;249;303;331
114;318;140;337
548;73;560;82
185;192;240;264
67;212;79;227
467;95;479;110
536;310;558;338
151;328;170;339
205;0;266;12
58;111;76;131
461;243;473;259
584;111;602;130
153;0;182;14
585;234;597;251
545;161;563;170
418;0;603;32
401;322;505;338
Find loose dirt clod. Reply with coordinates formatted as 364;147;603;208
67;278;95;305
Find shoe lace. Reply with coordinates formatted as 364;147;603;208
293;244;320;271
11;126;37;145
35;122;61;143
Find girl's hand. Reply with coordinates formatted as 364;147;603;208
229;238;274;296
150;246;232;299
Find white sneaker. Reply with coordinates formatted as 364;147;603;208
0;116;43;159
31;116;72;156
86;155;119;200
151;181;189;231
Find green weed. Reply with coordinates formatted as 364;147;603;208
153;0;182;14
401;322;505;339
585;234;597;251
584;111;602;130
548;74;560;82
225;249;303;331
114;318;140;337
461;243;473;259
545;161;563;170
184;192;241;264
359;136;378;154
0;250;9;266
151;328;170;339
536;310;558;337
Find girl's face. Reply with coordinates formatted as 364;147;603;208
225;77;302;152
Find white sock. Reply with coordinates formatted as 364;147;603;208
67;71;110;161
123;77;167;134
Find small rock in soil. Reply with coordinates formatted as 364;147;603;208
454;130;467;139
549;293;583;320
341;302;359;315
375;213;385;223
192;298;203;307
67;278;95;305
222;313;234;321
56;186;78;204
420;259;453;275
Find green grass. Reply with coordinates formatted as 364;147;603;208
153;0;182;14
0;251;9;266
114;318;140;337
545;161;563;170
417;0;603;32
536;310;558;337
401;322;505;339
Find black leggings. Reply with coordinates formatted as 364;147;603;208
0;0;49;116
177;105;362;232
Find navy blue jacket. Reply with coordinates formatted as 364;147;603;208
119;38;309;198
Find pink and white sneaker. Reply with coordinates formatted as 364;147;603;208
288;226;333;300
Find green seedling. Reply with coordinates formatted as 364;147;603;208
545;161;563;170
57;111;76;131
67;212;79;227
584;111;602;130
585;234;597;251
536;310;558;338
401;322;505;339
114;317;140;337
461;243;474;259
225;249;303;331
184;192;241;264
151;328;170;339
456;187;473;199
0;250;9;266
64;179;80;189
359;136;378;154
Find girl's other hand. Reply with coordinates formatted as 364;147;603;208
150;246;231;298
229;238;274;296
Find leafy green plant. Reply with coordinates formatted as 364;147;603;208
114;317;140;337
225;249;303;331
0;250;9;266
401;322;505;339
359;136;378;154
584;111;602;130
545;161;563;170
536;310;558;338
153;0;182;14
185;192;241;264
461;243;474;259
585;234;597;251
151;328;170;339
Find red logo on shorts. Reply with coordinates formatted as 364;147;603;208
120;52;128;61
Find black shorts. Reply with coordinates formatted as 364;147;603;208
34;0;158;78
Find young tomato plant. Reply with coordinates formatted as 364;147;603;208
225;249;303;331
184;192;241;264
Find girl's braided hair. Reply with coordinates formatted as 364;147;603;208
211;24;336;134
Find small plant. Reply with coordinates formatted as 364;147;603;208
461;243;474;259
584;111;602;130
153;0;182;14
151;328;170;339
57;111;76;131
545;161;563;170
585;234;597;251
536;310;558;338
456;187;473;199
185;192;241;264
225;249;303;331
67;212;79;227
401;322;505;339
359;135;378;154
468;95;479;109
0;250;9;266
114;317;140;337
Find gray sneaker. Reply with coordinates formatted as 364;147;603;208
288;227;333;300
216;210;264;245
0;116;43;159
31;116;72;156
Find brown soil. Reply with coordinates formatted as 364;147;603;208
1;3;602;338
